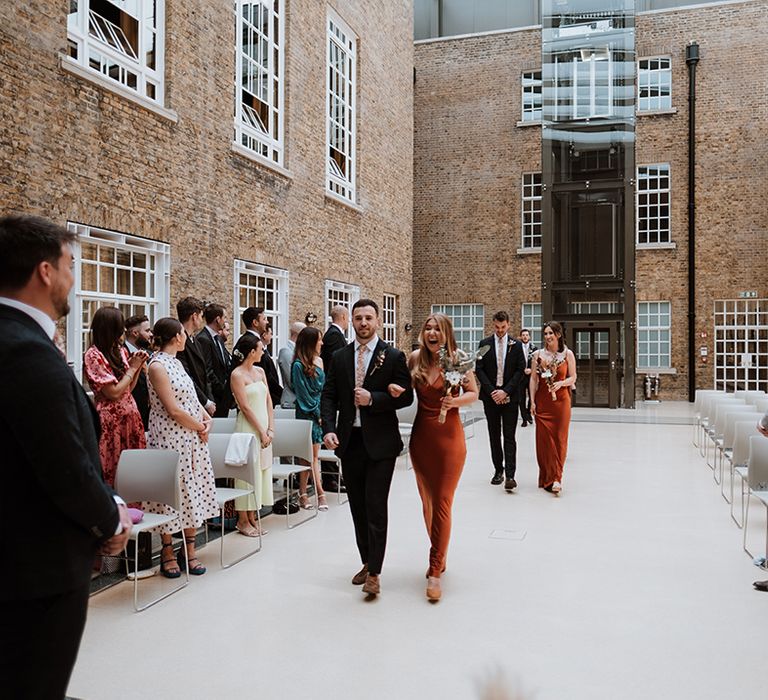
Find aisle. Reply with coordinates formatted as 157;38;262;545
70;417;767;700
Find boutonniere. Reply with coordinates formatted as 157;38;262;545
370;347;387;375
507;338;514;351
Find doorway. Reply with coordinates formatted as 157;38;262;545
570;326;619;407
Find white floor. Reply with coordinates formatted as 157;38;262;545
70;410;768;700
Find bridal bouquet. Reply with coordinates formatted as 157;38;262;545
437;345;489;424
536;353;564;401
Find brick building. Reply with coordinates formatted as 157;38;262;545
0;0;414;377
413;0;768;405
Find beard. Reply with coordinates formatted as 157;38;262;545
53;297;70;319
135;336;151;350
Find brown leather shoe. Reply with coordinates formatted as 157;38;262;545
426;576;441;601
351;564;368;585
362;573;380;596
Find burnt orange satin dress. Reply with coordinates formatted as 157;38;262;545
409;377;467;577
534;360;571;488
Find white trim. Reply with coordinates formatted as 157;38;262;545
516;247;542;255
637;108;678;117
516;120;542;128
325;191;364;213
233;259;290;352
637;242;677;251
230;142;294;180
637;301;672;371
637;0;760;16
414;23;541;45
59;55;178;123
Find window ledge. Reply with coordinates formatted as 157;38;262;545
325;190;363;213
230;143;293;179
516;120;541;128
638;368;677;375
59;55;178;123
637;108;678;117
637;242;676;250
517;246;542;255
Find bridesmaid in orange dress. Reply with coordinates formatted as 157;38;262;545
529;322;577;496
393;313;478;602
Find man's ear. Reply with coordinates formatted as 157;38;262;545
36;260;55;288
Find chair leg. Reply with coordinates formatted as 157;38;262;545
744;492;755;559
286;472;318;530
220;501;261;569
132;527;189;612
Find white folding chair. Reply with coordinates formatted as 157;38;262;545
744;391;767;407
206;434;263;568
719;411;763;501
113;449;188;612
273;406;295;420
703;396;742;466
731;421;761;527
270;418;317;528
318;446;347;505
693;389;719;447
397;401;418;469
712;405;755;483
742;436;768;567
211;416;237;434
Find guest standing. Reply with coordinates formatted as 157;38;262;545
277;321;306;408
518;328;537;427
176;296;216;417
83;306;148;487
147;317;218;576
0;215;131;699
292;326;328;511
260;323;283;407
529;322;576;496
405;313;478;601
229;332;275;536
124;313;153;430
196;302;233;417
475;310;526;491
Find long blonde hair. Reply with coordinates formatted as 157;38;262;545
411;313;459;385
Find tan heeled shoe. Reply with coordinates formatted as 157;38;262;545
426;576;441;602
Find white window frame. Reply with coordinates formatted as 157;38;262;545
521;172;542;250
521;303;542;348
714;299;768;392
66;222;171;381
637;301;672;370
521;69;542;122
637;164;671;246
325;280;360;342
234;1;285;168
234;260;289;355
638;56;672;112
382;293;397;346
66;0;166;104
326;10;357;204
431;304;484;353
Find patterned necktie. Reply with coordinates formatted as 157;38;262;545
356;344;366;388
496;336;505;386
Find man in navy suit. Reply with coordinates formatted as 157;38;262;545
475;310;526;492
321;299;413;597
0;214;132;699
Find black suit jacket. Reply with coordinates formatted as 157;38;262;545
0;304;119;601
196;327;232;415
258;349;283;407
320;324;347;372
321;338;414;461
125;342;150;429
177;331;213;408
475;334;526;402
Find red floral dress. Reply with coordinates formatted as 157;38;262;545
83;346;146;487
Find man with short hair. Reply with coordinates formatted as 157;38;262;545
238;305;268;346
321;299;413;597
0;214;131;699
260;323;283;406
176;296;216;416
475;310;526;492
277;321;306;408
124;313;153;429
196;303;232;417
518;328;537;427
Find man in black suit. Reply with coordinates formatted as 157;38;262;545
196;303;233;417
518;328;537;427
475;310;526;492
176;296;216;416
260;323;283;407
237;305;268;348
236;305;282;403
320;305;349;490
124;313;153;429
0;214;132;699
321;299;413;597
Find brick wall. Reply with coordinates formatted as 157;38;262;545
0;0;413;348
413;0;768;400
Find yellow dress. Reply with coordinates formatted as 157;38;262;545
233;381;274;510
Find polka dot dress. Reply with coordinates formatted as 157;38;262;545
145;352;218;532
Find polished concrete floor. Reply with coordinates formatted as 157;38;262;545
70;405;768;700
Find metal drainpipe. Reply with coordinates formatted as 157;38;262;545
686;41;699;402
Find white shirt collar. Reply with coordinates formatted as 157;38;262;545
205;325;219;339
0;296;57;340
354;334;379;353
125;340;139;354
332;323;345;334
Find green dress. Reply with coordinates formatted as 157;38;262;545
292;361;325;444
233;380;274;510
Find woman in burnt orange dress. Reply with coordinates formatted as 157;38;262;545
396;313;478;602
529;321;577;496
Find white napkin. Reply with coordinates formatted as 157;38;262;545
225;433;255;467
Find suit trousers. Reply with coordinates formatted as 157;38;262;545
0;583;90;699
483;396;519;478
518;380;532;423
341;428;396;575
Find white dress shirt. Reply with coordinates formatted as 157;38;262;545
352;334;378;426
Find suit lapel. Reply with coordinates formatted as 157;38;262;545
363;339;386;384
345;342;356;388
